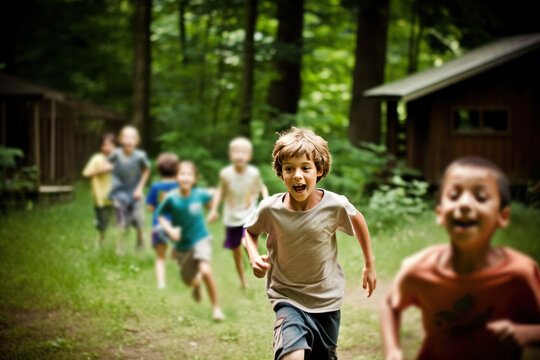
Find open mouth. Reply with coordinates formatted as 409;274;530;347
452;219;478;229
293;184;307;193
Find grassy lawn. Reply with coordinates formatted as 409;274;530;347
1;184;539;359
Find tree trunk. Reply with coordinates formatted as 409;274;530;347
238;0;258;138
179;0;188;64
348;0;389;145
266;0;304;132
132;0;152;152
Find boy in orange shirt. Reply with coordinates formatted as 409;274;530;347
380;157;540;360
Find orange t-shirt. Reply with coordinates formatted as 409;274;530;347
390;244;540;360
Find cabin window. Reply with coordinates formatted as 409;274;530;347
452;109;509;134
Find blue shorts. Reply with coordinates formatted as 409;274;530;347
273;303;340;360
151;225;170;247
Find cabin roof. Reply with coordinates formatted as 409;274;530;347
0;72;125;120
364;33;540;102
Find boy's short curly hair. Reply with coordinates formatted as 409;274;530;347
272;127;331;183
439;156;511;209
157;152;179;177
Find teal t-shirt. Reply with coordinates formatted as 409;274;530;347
156;187;212;251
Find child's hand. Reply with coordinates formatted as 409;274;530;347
363;263;377;297
101;162;113;173
207;210;219;223
251;254;271;278
133;188;143;200
487;319;529;348
385;348;404;360
169;227;182;242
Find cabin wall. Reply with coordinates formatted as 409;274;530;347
0;97;123;186
407;50;540;185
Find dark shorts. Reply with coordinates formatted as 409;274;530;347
94;206;114;231
273;303;340;360
223;226;245;249
151;225;170;247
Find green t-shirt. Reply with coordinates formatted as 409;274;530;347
156;188;212;251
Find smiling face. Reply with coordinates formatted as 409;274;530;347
229;144;251;169
282;154;323;206
119;127;139;153
177;163;196;191
100;139;115;156
437;165;510;249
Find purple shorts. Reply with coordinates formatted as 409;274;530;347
223;226;246;250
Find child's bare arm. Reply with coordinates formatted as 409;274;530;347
487;320;540;348
147;205;155;213
83;161;113;178
380;291;404;360
207;177;225;222
133;168;150;200
245;230;270;278
261;183;269;199
351;210;377;297
157;216;181;242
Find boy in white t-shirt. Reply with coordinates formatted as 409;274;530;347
244;127;377;359
208;137;268;289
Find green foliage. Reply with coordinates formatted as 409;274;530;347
368;175;430;224
0;146;37;196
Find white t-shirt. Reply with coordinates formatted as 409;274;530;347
244;189;357;313
220;164;264;227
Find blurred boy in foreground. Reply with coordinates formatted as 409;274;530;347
380;157;540;360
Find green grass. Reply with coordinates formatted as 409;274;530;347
1;184;539;359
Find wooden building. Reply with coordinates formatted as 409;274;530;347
364;33;540;185
0;73;125;196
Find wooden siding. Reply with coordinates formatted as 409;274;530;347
406;49;540;185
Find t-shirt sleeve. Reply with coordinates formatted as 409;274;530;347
107;149;118;164
389;259;418;311
139;150;151;169
200;188;213;205
518;260;540;321
146;184;158;207
82;155;98;177
156;195;171;217
336;194;357;236
243;200;267;236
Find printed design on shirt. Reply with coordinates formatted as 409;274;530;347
189;202;202;215
434;293;493;338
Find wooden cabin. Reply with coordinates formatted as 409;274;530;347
0;73;125;199
364;33;540;185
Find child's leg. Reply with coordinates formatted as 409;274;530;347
135;227;144;251
232;245;247;289
116;228;127;255
155;243;167;288
198;261;219;308
281;350;305;360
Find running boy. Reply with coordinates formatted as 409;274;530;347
244;127;377;359
208;136;268;289
147;152;179;289
82;133;115;247
157;161;225;321
108;125;150;254
380;157;540;360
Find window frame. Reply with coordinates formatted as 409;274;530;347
450;106;511;137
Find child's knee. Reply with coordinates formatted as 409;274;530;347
198;261;212;276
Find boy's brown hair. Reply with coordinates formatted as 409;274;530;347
100;133;115;146
157;152;179;177
272;127;331;182
439;156;511;209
